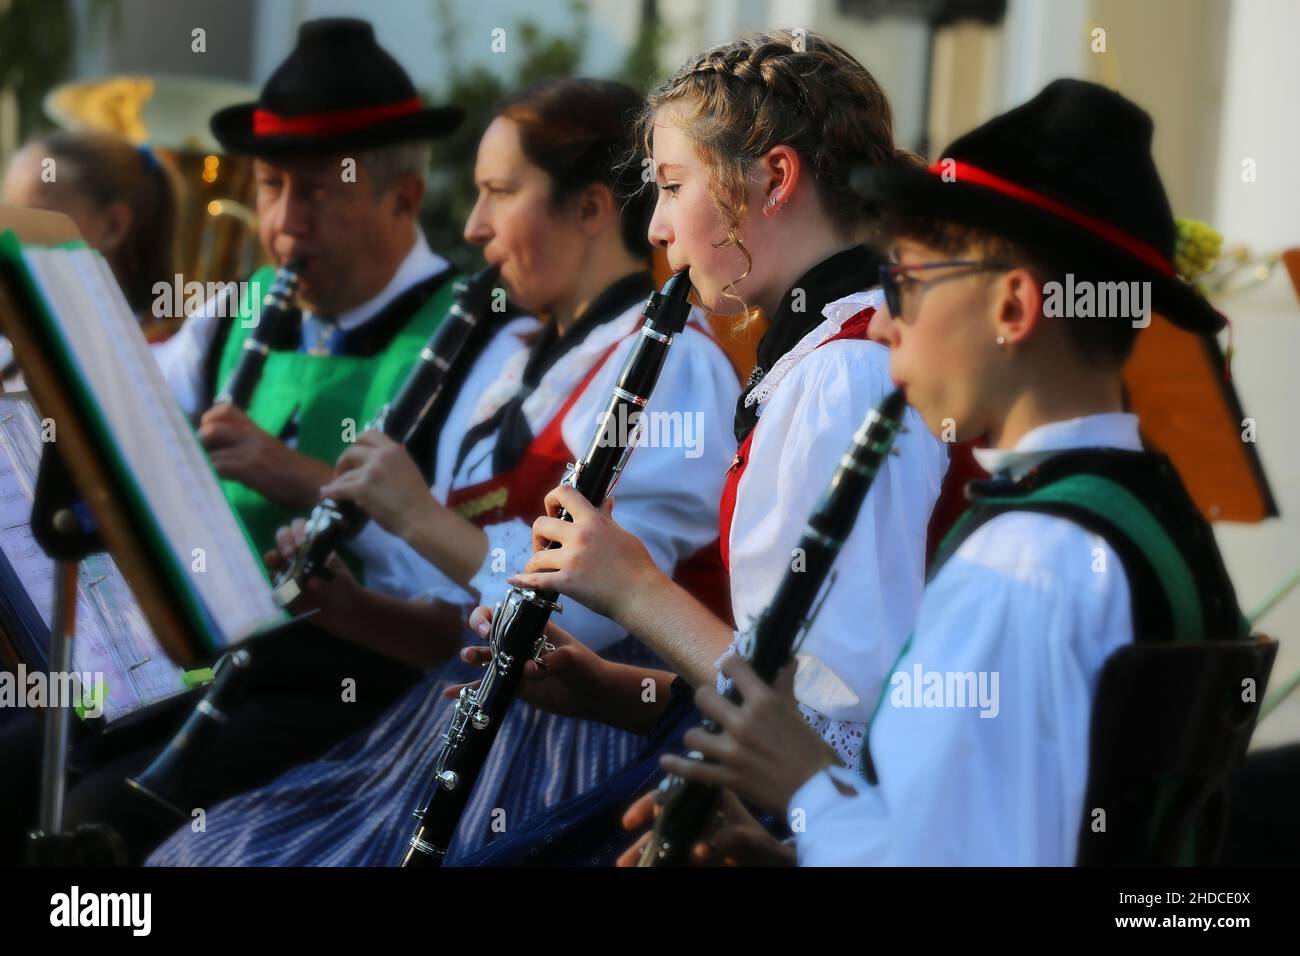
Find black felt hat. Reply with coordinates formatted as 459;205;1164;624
210;18;462;156
852;79;1224;333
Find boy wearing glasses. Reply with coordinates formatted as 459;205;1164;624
654;79;1248;865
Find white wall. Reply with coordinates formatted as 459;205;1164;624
1207;0;1300;747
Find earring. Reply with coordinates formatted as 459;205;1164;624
765;195;779;211
995;335;1007;347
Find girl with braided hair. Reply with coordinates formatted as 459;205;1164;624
452;30;949;865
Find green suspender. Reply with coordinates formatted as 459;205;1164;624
962;473;1205;643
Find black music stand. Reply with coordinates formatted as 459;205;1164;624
25;444;127;865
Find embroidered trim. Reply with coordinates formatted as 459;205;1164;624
743;289;884;412
452;486;509;521
714;634;866;767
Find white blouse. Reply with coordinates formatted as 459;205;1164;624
718;289;948;766
353;298;740;653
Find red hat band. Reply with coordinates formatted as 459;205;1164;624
930;160;1176;279
252;96;425;138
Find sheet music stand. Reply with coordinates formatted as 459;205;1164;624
26;445;129;863
0;206;305;863
0;207;184;863
0;207;203;664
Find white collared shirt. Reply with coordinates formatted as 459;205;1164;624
793;412;1142;866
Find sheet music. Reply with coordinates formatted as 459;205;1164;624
0;396;187;721
16;245;285;650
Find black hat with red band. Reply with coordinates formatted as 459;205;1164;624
210;18;463;156
851;79;1225;334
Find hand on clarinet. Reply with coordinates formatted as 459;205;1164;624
199;403;333;510
264;517;362;626
443;605;613;721
616;787;795;867
506;484;663;621
658;658;841;818
320;431;435;536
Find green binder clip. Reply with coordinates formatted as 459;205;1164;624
182;667;215;689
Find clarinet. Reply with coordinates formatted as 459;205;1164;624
399;270;695;867
638;387;908;866
213;259;303;407
272;264;501;607
125;261;304;819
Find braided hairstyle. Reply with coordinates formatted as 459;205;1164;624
641;30;916;304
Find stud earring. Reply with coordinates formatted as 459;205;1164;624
996;335;1007;347
765;195;779;211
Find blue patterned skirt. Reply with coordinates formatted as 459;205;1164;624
147;636;662;866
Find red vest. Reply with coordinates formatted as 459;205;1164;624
445;323;733;625
718;306;877;570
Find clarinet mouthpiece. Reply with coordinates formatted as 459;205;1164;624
643;270;693;335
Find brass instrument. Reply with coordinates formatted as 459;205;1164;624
43;73;263;298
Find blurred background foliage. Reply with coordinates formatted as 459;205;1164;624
0;0;120;141
421;0;668;270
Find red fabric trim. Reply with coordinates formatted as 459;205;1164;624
930;160;1176;278
674;538;733;627
252;97;425;137
717;430;755;573
818;306;876;346
718;305;875;571
445;338;623;527
925;439;987;567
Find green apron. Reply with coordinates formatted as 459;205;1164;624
213;265;456;572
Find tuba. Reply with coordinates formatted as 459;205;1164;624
44;73;263;309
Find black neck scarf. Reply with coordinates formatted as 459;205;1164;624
733;244;883;444
454;270;655;476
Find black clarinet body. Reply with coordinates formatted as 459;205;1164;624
213;259;303;407
639;388;908;866
399;271;694;867
124;648;252;819
272;264;501;607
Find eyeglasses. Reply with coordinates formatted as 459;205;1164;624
878;260;1014;323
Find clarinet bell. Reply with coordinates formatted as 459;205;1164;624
124;648;253;821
